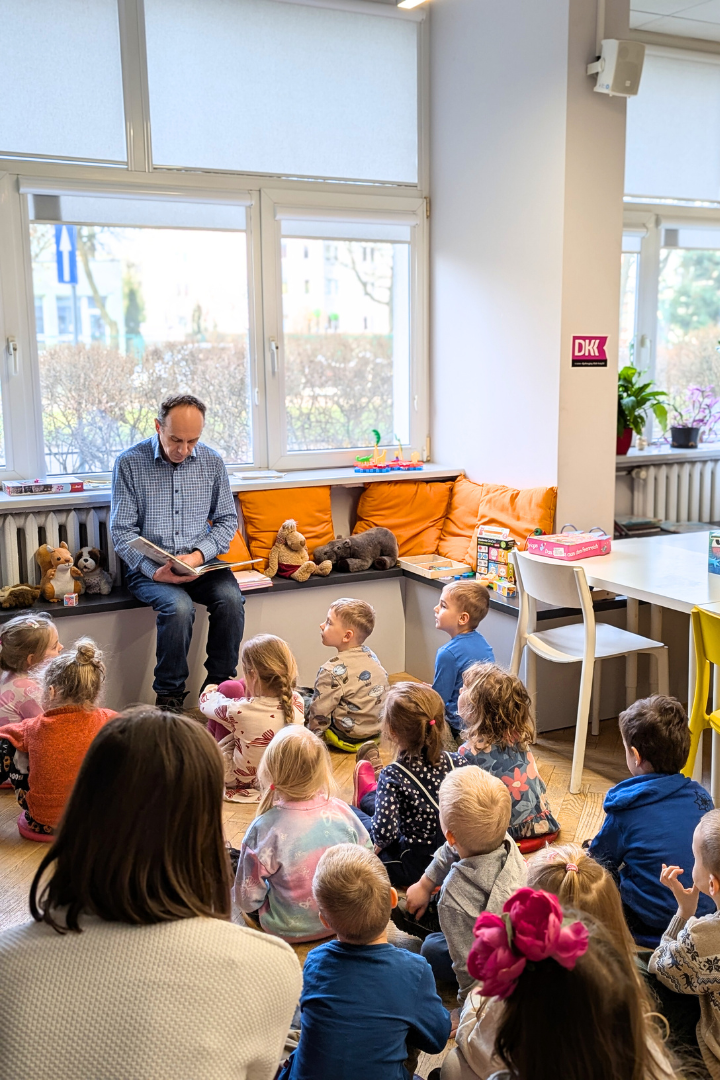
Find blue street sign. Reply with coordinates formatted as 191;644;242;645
55;224;78;285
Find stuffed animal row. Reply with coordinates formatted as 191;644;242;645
31;543;113;603
265;521;399;583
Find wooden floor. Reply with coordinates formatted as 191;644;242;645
0;682;642;1078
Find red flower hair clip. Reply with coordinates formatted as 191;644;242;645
467;887;589;999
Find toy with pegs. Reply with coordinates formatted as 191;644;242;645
354;431;423;473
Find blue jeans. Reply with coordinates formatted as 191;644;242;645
421;931;457;987
124;566;245;696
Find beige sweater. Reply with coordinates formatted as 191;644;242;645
0;914;301;1080
307;644;389;742
650;908;720;1079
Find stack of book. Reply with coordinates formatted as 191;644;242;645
234;569;273;591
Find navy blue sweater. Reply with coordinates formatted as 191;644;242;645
589;771;714;930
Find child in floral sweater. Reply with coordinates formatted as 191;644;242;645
0;613;63;725
234;726;371;941
456;662;559;843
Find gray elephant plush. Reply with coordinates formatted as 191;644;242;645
313;527;399;573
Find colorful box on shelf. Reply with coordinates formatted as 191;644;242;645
476;527;516;594
526;529;611;561
709;532;720;576
2;476;85;496
398;555;473;579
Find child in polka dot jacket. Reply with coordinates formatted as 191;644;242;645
352;681;469;888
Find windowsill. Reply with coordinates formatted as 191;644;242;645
0;568;629;624
616;445;720;468
0;462;462;512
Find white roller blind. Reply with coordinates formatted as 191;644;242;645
145;0;419;183
28;194;247;231
0;0;126;162
626;49;720;202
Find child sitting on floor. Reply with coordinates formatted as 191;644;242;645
405;766;527;1004
353;682;469;888
0;613;63;725
433;581;494;737
441;889;678;1080
199;634;304;798
589;694;714;946
457;663;559;843
650;808;720;1078
0;638;115;839
306;597;389;752
279;844;451;1080
234;725;372;941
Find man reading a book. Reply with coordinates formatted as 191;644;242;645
110;393;244;712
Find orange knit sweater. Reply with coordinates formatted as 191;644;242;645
0;705;116;827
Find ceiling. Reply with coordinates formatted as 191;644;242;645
631;0;720;42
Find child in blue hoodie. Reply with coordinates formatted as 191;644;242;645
589;694;714;947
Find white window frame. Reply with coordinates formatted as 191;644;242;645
0;0;429;479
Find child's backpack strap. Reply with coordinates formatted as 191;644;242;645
392;753;455;811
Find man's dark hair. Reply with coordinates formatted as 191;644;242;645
619;694;690;775
157;394;206;425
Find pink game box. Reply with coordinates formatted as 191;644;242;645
525;530;611;561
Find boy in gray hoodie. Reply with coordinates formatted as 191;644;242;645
405;765;527;1002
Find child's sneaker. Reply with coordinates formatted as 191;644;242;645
353;759;377;806
356;740;382;778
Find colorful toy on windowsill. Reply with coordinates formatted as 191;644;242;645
475;526;517;596
354;432;423;473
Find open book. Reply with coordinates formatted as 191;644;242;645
128;536;260;578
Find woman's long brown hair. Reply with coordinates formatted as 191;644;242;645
30;707;232;932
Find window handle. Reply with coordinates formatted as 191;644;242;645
6;336;19;376
269;337;279;377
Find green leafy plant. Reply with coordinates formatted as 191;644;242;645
618;366;668;437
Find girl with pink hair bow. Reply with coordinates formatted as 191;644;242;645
437;887;680;1080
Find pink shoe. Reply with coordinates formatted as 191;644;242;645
17;811;54;843
353;760;377;806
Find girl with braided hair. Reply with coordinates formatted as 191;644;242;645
352;681;470;887
199;633;304;801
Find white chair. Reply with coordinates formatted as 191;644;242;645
510;550;669;794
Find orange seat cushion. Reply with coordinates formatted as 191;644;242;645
238;487;335;570
437;476;484;563
217;526;253;567
353;481;453;557
465;484;557;569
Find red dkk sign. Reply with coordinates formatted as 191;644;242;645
572;335;608;367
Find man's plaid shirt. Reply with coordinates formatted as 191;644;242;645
110;435;238;580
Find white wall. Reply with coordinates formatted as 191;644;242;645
429;0;569;488
429;0;628;534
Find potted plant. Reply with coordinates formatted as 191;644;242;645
617;366;668;455
668;386;720;448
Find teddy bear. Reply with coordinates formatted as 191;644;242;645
313;527;399;573
265;520;333;583
74;546;113;595
0;584;41;609
35;542;84;602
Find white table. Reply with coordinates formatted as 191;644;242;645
569;530;720;798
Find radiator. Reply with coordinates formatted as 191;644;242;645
0;505;118;590
630;460;720;523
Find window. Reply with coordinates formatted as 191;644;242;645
28;197;253;474
144;0;419;182
656;229;720;405
619;234;641;368
626;48;720;202
276;216;413;456
0;1;427;480
0;0;126;163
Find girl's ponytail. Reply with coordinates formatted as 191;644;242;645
382;682;446;766
43;637;104;708
241;634;298;725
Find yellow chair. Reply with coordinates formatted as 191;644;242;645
684;606;720;786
